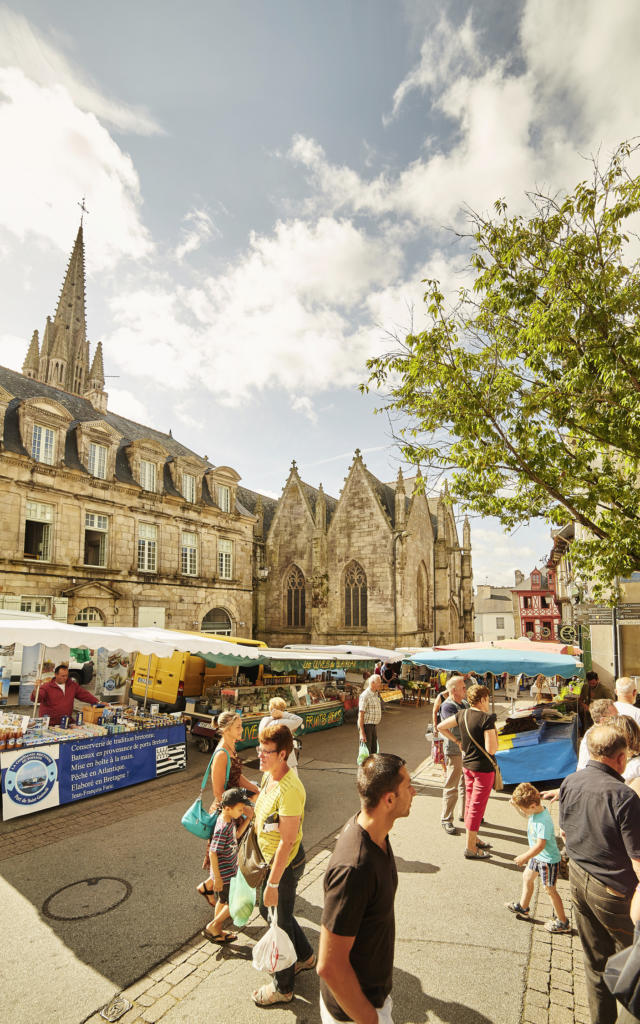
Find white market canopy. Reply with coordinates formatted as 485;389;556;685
284;643;403;662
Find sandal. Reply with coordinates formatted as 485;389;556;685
196;881;217;907
202;928;238;944
252;984;293;1006
294;953;317;975
476;839;492;849
464;848;491;859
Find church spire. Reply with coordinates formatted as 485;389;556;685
22;330;40;379
54;223;87;341
88;341;105;390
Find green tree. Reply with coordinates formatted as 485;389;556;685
364;141;640;597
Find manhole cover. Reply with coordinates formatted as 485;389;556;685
42;877;132;921
100;996;133;1021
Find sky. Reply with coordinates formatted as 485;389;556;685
1;0;639;587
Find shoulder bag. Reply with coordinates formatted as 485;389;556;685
181;747;231;839
462;710;504;792
238;774;272;887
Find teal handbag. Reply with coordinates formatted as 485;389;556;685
181;748;230;839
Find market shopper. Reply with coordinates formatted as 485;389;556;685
252;722;315;1007
30;664;103;726
559;724;640;1024
259;697;304;771
614;677;640;727
317;753;415;1024
200;787;254;943
611;715;640;785
358;674;383;755
438;675;468;834
438;683;498;860
506;782;570;933
578;670;614;724
576;699;618;769
200;712;260;893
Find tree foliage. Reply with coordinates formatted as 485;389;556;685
364;141;640;595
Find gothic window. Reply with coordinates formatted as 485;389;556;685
417;562;430;630
286;565;306;628
344;561;367;628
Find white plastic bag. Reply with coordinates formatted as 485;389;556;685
252;908;297;973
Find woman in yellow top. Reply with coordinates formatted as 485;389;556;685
251;722;315;1007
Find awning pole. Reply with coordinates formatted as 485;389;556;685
142;653;152;712
31;644;46;719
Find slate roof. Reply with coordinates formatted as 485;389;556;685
475;591;514;614
236;486;280;534
0;364;252;516
514;570;553;592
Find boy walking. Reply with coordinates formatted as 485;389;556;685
197;787;254;943
505;782;570;933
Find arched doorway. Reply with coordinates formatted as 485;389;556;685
201;607;232;635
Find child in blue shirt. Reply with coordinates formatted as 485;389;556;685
505;782;570;933
197;787;254;944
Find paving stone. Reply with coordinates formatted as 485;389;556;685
145;981;171;999
550;969;573;992
163;962;195;986
141;994;177;1023
115;1008;144;1024
170;973;203;1000
547;1007;573;1024
148;962;173;982
527;969;550;993
523;1006;548;1024
168;948;191;965
136;995;155;1007
552;953;573;971
550;988;573;1009
186;950;209;965
526;989;549;1009
121;977;155;1000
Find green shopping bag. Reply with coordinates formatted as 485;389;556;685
229;870;256;927
357;741;370;766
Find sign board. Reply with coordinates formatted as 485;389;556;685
1;724;186;820
504;675;520;700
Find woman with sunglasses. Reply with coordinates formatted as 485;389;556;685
251;721;315;1007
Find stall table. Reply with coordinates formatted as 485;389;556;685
189;700;343;751
1;723;186;819
495;718;578;785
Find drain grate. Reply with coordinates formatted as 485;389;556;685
42;877;132;921
100;996;133;1021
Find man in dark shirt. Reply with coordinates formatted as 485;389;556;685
317;753;415;1024
559;724;640;1024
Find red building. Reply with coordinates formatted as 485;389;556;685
512;567;561;641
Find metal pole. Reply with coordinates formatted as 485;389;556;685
141;655;151;712
612;606;619;679
31;644;46;719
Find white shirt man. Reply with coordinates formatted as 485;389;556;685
358;675;382;755
613;676;640;727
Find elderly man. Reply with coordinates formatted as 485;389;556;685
438;675;468;835
358;674;382;755
559;725;640;1024
614;676;640;727
576;698;618;770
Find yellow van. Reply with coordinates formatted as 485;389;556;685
131;634;266;710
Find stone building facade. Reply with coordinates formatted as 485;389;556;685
0;225;255;635
239;459;474;649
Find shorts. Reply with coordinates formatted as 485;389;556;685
211;879;230;904
527;857;559;886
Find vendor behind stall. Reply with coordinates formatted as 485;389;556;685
30;664;103;725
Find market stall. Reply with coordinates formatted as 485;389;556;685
406;645;583;785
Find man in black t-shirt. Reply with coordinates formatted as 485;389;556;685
317;753;415;1024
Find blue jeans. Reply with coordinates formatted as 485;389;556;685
258;844;313;993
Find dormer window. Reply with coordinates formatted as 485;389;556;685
88;442;107;479
140;459;157;492
218;485;231;513
32;424;56;465
183;473;196;503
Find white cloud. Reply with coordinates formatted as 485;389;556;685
291;396;317;423
469;521;549;589
0;68;152;270
0;7;161;135
106;217;407;403
107;387;151;424
174;207;220;261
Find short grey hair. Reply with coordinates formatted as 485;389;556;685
615;676;636;697
446;675;466;694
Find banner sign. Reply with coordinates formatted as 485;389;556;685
237;702;344;748
267;659;375;672
1;724;186;820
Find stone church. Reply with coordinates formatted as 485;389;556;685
239;459;474;650
0;222;473;648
